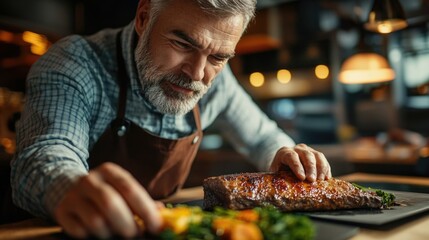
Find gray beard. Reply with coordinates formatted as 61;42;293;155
134;32;210;116
141;74;209;115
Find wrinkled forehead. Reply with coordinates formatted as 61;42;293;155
159;0;246;31
156;0;245;51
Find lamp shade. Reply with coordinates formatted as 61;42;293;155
339;53;395;84
365;0;408;34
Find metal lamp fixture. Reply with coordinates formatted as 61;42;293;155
339;52;395;84
364;0;408;34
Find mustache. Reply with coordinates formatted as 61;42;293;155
163;74;208;92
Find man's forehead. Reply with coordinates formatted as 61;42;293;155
157;1;244;52
157;0;245;36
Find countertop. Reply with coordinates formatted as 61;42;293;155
1;172;429;240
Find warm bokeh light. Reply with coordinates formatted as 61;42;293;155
421;146;429;158
0;30;14;42
365;12;408;34
22;31;49;55
277;69;291;84
377;22;393;34
315;65;329;79
1;138;15;154
249;72;265;87
23;31;44;43
417;85;429;95
339;53;395;84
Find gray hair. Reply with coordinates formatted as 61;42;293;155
148;0;256;31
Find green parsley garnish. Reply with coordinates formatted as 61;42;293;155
352;183;396;207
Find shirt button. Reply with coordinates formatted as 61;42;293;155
192;136;199;144
117;125;127;137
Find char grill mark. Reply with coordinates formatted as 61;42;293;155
203;171;382;211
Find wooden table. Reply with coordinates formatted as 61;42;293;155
1;173;428;240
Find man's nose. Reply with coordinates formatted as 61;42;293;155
182;55;206;81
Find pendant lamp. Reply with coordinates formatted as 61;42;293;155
339;52;395;84
364;0;408;34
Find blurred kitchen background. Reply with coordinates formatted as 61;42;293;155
0;0;429;188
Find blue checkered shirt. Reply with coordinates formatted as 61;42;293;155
11;21;295;218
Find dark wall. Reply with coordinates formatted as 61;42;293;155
80;0;139;35
0;0;139;37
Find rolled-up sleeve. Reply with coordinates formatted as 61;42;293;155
11;36;95;218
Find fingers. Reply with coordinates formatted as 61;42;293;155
271;147;305;180
54;163;162;239
296;144;331;181
98;163;163;233
270;144;332;182
74;196;110;238
81;170;138;237
55;179;111;239
294;144;317;181
56;211;87;239
314;151;331;180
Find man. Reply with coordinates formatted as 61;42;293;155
11;0;331;238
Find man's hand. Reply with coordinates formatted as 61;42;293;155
269;144;331;182
54;162;163;239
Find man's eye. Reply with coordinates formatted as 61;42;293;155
173;40;191;50
211;56;228;65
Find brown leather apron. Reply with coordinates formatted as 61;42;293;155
88;32;202;199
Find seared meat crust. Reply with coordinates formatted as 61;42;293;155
203;171;382;211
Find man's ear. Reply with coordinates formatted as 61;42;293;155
135;0;151;36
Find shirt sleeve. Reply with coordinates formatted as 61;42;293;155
10;36;95;218
212;65;296;171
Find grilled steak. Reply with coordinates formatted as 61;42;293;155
203;171;382;211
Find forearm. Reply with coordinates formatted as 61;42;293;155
11;144;88;219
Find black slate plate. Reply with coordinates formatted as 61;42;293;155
312;220;359;240
306;190;429;227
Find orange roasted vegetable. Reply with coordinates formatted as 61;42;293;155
235;209;259;222
160;206;203;234
212;217;263;240
134;206;203;234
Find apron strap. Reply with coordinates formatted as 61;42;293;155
192;104;201;131
113;30;130;137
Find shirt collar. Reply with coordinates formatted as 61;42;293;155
121;20;146;97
